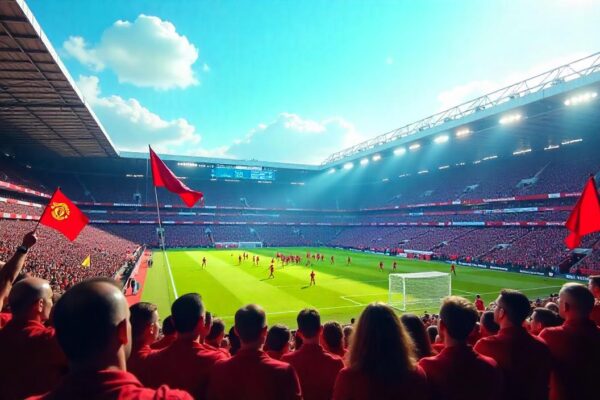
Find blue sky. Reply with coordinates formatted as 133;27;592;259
27;0;600;164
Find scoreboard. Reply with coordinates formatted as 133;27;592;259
211;166;276;181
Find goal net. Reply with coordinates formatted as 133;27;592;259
389;272;451;312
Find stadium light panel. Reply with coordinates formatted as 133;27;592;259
455;162;466;167
434;134;449;144
544;144;560;151
456;128;471;138
418;170;429;175
328;168;336;174
512;148;532;156
394;147;406;156
499;113;522;125
398;173;410;178
360;158;369;166
343;162;354;170
409;143;421;151
382;178;389;182
438;165;450;170
564;92;597;106
372;154;382;162
482;155;498;161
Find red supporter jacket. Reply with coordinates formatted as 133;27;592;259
419;345;502;400
474;326;551;400
539;319;600;400
281;343;345;400
0;319;67;399
332;365;429;400
128;343;158;385
207;348;302;400
26;369;193;400
150;334;176;350
145;337;229;399
266;349;288;360
591;303;600;327
0;311;11;328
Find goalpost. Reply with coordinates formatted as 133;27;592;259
389;272;451;312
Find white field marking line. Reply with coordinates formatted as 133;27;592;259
454;285;563;297
340;296;363;305
218;303;369;319
271;279;389;289
342;293;386;298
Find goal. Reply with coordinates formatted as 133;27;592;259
388;272;451;312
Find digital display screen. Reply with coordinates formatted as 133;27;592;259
211;167;276;181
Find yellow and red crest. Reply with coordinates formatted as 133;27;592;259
50;202;70;221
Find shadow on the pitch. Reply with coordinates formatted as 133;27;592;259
301;285;310;289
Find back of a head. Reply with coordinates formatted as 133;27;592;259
235;304;266;344
343;325;353;348
426;325;438;344
400;313;433;359
532;307;562;329
297;308;321;338
206;318;225;341
481;311;500;334
129;302;158;341
171;293;204;333
322;321;343;351
228;326;241;355
560;283;595;318
265;324;291;352
498;289;532;325
162;315;176;336
589;275;600;295
545;302;559;313
440;296;479;342
349;303;415;378
8;277;52;318
53;278;128;364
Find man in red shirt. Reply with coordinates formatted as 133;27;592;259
588;275;600;326
539;283;600;400
529;307;562;336
322;321;346;359
146;293;228;398
0;230;37;312
474;294;485;312
310;270;316;286
419;296;502;400
475;289;551;400
269;263;275;279
128;302;161;384
205;318;230;357
379;261;384;271
0;277;67;399
282;309;345;400
151;315;177;349
208;304;301;400
264;324;291;360
28;278;191;400
479;311;499;339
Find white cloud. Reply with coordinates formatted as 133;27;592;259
77;75;207;154
226;113;363;164
436;53;589;111
64;15;199;90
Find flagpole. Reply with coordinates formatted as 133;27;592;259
153;170;179;301
34;187;58;233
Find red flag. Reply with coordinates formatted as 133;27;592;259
38;188;89;241
564;176;600;249
149;147;203;207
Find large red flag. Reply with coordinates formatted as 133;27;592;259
38;188;89;241
564;176;600;249
149;147;203;207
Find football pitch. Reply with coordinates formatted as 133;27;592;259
141;247;569;327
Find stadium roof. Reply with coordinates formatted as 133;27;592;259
0;0;117;158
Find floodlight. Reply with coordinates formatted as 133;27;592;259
564;92;597;106
343;162;354;170
394;147;406;156
499;113;522;125
372;154;382;161
434;135;449;144
409;143;421;151
360;158;369;166
456;128;471;138
512;148;532;156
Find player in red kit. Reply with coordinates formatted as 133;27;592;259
347;256;351;265
310;270;316;286
450;263;456;276
256;256;260;265
238;255;242;265
202;257;207;269
393;261;397;271
330;255;335;264
379;261;384;272
268;264;275;279
474;295;485;312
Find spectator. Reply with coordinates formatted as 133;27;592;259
540;283;600;400
333;303;428;400
27;278;191;399
479;311;500;339
426;325;439;345
321;321;346;359
146;293;228;398
207;304;302;400
128;302;160;384
400;313;435;359
475;290;551;400
0;277;66;399
227;326;241;356
342;325;353;349
0;230;37;313
205;318;229;356
529;308;562;335
282;309;344;400
419;296;502;400
588;275;600;326
151;315;177;350
545;302;559;313
265;324;291;360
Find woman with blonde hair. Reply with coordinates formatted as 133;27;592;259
333;303;429;400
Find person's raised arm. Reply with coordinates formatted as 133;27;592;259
0;231;37;310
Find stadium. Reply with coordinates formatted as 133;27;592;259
0;1;599;399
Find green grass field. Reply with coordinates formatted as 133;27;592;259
141;247;568;327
